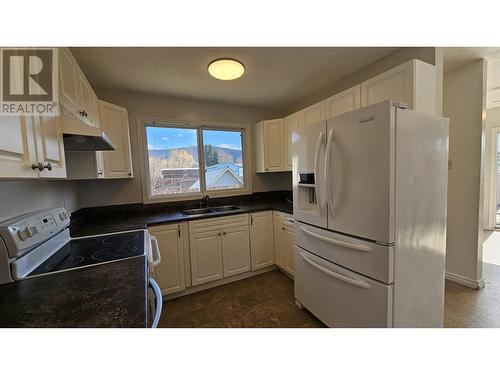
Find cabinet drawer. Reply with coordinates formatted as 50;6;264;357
295;247;393;328
296;222;393;283
189;214;249;234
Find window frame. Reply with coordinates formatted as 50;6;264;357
137;116;252;203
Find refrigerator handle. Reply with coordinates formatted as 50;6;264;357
314;130;326;217
324;129;335;219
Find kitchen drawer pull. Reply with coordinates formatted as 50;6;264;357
300;252;371;289
299;226;372;252
150;235;161;266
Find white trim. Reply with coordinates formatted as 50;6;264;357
489;126;500;229
445;271;485;289
136;115;252;204
164;265;277;300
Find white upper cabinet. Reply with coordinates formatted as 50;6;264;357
0;114;65;179
59;48;100;128
326;85;361;118
0;116;38;178
59;48;80;117
249;211;275;270
361;59;437;114
98;100;133;178
304;101;326;127
254;119;286;173
284;111;305;170
149;223;188;295
32;114;66;178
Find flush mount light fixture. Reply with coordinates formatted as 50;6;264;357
208;58;245;80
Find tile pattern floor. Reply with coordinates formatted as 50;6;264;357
159;263;500;328
159;270;325;328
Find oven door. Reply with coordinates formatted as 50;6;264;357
146;231;163;328
148;277;162;328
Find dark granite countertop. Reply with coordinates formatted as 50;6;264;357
70;191;293;237
0;256;148;328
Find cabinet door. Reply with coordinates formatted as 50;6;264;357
249;212;275;270
190;230;223;286
32;114;66;178
273;213;286;268
150;223;187;295
263;119;285;171
98;100;133;178
77;74;100;128
0;116;38;178
59;48;80;117
284;111;305;169
283;226;295;276
222;226;251;277
326;85;361;118
361;61;413;108
304;101;326;128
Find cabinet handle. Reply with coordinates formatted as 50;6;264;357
265;168;269;171
31;162;44;171
223;232;227;235
44;162;52;171
78;110;85;117
218;232;221;236
282;227;285;230
177;224;181;238
250;215;253;226
128;172;132;176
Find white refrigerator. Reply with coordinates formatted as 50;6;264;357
292;100;449;327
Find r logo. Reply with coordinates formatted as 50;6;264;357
2;49;53;102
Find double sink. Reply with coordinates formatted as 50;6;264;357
182;205;240;216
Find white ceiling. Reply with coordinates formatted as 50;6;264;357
71;47;398;111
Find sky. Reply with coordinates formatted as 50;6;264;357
146;126;242;151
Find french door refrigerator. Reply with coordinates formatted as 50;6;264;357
292;100;449;327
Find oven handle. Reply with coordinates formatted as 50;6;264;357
149;277;163;328
299;252;371;289
150;235;161;267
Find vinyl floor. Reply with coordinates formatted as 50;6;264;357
158;263;500;328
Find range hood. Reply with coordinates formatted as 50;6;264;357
62;114;116;151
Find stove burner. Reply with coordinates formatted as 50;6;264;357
101;233;139;245
91;245;139;262
46;255;85;271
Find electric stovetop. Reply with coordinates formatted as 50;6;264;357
29;230;146;276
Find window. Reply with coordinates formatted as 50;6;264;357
144;123;247;199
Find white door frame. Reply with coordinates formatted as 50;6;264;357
489;126;500;229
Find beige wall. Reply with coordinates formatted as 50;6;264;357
443;59;486;285
76;90;288;208
0;180;80;221
283;47;438;116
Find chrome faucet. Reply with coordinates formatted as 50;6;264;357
200;194;210;208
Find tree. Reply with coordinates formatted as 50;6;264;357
204;144;220;167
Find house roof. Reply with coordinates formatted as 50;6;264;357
190;163;243;190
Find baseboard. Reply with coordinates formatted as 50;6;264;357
165;265;278;300
445;271;485;289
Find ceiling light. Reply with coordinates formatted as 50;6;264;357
208;59;245;80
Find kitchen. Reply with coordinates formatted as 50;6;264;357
1;2;500;372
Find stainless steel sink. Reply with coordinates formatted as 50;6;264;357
210;205;240;212
182;208;213;215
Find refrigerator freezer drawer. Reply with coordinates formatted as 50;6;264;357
296;222;394;283
294;247;393;328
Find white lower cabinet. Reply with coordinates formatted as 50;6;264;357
190;229;224;286
249;212;275;270
273;212;295;276
222;226;251;277
149;223;189;295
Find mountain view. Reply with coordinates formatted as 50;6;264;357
148;145;242;166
